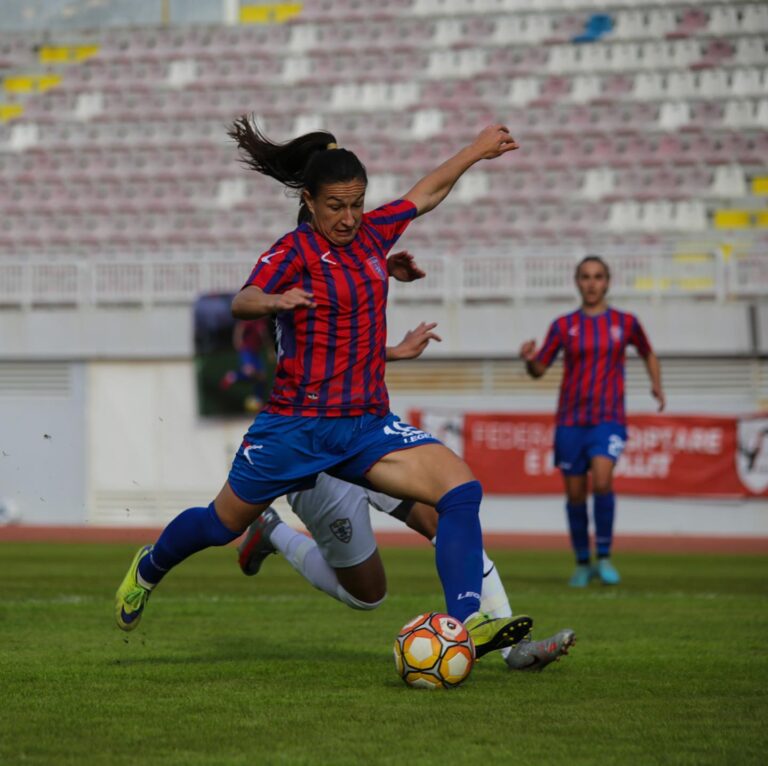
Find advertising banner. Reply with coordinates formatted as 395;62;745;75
411;411;768;498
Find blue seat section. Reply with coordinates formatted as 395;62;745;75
573;14;614;44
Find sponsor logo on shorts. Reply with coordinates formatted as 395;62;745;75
558;461;572;470
383;421;432;445
330;518;353;544
607;434;625;459
242;443;264;465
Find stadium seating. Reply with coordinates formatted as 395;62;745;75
0;0;765;301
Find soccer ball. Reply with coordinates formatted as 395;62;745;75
393;612;475;690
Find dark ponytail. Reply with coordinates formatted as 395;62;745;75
228;115;368;225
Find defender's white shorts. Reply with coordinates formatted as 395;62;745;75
287;473;404;569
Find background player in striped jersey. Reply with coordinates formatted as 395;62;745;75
236;322;575;671
520;255;665;587
116;120;532;658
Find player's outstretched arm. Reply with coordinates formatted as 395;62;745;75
232;285;316;319
643;352;665;411
520;339;547;378
386;322;442;361
404;125;518;217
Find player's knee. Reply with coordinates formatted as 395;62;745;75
592;480;613;495
336;585;387;611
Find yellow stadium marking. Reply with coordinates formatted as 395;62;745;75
240;2;302;23
0;103;24;121
39;44;99;64
672;253;710;263
634;277;671;291
754;210;768;228
752;177;768;196
713;210;751;229
677;278;714;290
3;73;62;94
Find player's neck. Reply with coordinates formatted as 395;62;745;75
580;302;608;317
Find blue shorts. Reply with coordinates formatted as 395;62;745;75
227;411;441;504
554;423;627;476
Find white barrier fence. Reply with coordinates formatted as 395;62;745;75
0;250;764;307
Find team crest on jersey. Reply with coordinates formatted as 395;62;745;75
366;256;386;280
610;325;623;342
330;518;353;543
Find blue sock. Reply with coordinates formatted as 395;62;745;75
566;502;590;564
593;492;615;558
434;481;483;623
137;503;238;587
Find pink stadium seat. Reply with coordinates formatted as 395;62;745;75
692;38;736;69
667;8;710;39
534;75;572;104
687;100;725;129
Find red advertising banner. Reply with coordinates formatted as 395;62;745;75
410;411;768;499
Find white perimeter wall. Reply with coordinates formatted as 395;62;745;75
86;360;768;536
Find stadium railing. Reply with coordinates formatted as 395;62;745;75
0;249;763;308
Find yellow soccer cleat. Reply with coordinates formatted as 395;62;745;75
115;544;153;632
465;612;534;659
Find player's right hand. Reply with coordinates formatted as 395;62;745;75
272;288;316;312
472;124;519;160
519;340;537;360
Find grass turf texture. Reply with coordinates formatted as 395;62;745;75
1;544;766;766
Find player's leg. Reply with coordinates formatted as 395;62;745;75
563;473;593;587
587;423;627;585
368;494;576;669
555;425;593;586
404;500;577;669
116;483;269;631
356;487;516;625
591;456;617;553
239;474;388;609
363;441;532;656
115;413;324;631
396;500;513;621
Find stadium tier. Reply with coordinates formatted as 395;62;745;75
0;0;766;301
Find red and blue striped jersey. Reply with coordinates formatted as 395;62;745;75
535;308;652;426
243;199;417;417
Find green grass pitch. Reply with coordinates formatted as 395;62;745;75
1;543;767;765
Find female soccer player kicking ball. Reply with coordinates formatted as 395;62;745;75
116;120;532;658
236;324;575;671
520;255;665;587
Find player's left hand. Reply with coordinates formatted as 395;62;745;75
471;124;519;160
390;322;442;360
652;386;666;412
387;250;426;282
